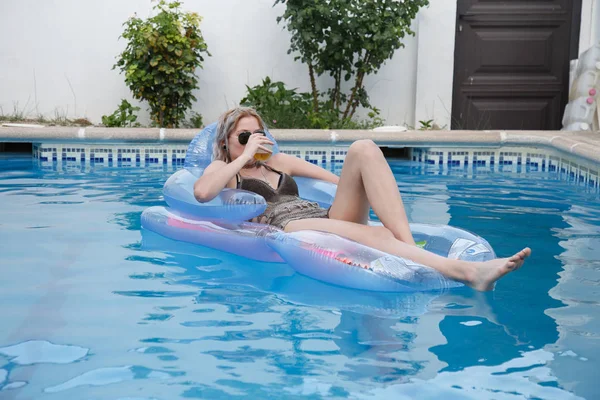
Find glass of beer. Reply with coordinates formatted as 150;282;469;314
254;143;273;161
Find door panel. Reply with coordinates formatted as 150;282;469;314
451;0;581;130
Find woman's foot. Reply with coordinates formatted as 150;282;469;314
467;248;531;291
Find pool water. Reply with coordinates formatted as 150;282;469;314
0;152;599;399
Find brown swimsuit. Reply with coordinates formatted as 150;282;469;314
236;164;329;230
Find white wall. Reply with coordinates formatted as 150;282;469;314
579;0;600;55
0;0;420;126
414;0;457;130
3;0;593;129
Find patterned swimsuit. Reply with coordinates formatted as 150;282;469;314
236;165;329;230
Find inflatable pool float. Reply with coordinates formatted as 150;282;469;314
141;123;496;292
563;43;600;131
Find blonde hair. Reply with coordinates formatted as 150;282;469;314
213;107;267;163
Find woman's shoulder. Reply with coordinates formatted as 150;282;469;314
267;153;294;175
204;159;227;172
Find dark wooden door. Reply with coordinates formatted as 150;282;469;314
452;0;582;130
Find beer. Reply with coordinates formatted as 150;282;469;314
254;151;272;161
254;144;273;161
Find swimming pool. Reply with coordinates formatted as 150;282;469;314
0;150;598;399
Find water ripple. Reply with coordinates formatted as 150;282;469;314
113;291;197;298
181;320;253;328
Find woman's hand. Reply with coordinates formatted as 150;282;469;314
241;133;274;160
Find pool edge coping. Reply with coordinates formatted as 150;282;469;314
2;127;599;165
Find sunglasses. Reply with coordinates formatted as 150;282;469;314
236;130;266;145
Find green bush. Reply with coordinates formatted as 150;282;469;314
101;99;141;127
275;0;428;121
114;0;210;128
182;111;204;128
241;77;383;129
240;77;313;128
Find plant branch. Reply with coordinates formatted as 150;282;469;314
308;63;319;113
343;52;370;120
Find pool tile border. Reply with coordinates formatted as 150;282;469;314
32;144;349;168
31;142;600;193
411;147;600;192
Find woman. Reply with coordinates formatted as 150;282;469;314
194;107;531;291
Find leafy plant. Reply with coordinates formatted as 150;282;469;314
241;77;384;129
241;77;313;128
419;119;434;130
188;111;203;128
182;111;204;128
102;99;141;127
418;119;445;130
114;0;210;128
274;0;428;120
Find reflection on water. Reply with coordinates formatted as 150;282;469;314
44;365;184;394
0;157;598;398
0;340;89;365
355;349;584;400
141;230;444;320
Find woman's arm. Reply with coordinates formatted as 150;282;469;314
194;133;274;202
271;153;339;184
193;156;251;202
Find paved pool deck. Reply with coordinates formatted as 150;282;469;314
1;126;599;164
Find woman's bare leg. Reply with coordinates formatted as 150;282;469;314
329;140;415;245
285;218;531;291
